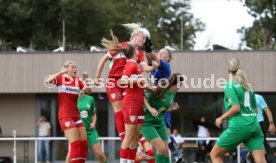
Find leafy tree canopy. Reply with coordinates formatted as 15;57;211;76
0;0;204;51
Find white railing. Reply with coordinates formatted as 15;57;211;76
1;131;276;163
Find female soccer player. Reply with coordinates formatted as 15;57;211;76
46;61;92;163
136;48;177;163
101;31;148;163
95;23;157;140
141;73;184;163
210;58;266;163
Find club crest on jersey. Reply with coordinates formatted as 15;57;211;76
130;115;136;122
80;111;88;118
64;121;71;127
111;93;116;100
228;98;232;103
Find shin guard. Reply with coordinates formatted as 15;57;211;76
79;140;88;161
70;141;80;163
115;111;125;140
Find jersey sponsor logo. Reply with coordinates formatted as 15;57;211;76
59;85;80;94
65;87;79;93
130;74;143;79
130;115;137;122
80;111;88;118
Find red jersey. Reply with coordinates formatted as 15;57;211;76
107;42;146;78
122;60;144;109
55;74;84;119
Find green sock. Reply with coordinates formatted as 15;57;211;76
165;156;171;163
156;153;165;163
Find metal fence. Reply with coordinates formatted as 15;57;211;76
0;130;276;163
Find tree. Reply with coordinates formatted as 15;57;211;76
111;0;205;49
0;0;205;51
238;0;276;49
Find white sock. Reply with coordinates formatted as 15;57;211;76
127;160;134;163
120;158;127;163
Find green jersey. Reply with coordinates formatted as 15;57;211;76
78;95;96;131
144;90;175;126
224;80;258;130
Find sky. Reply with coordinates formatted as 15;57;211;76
190;0;255;50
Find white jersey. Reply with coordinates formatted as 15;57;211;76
38;122;51;137
197;125;208;138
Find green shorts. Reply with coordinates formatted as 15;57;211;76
141;124;168;142
216;125;264;151
87;130;100;148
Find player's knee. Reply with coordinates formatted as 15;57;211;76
94;148;106;161
97;153;106;162
123;135;133;145
210;149;220;160
133;134;140;142
156;144;166;154
70;141;80;162
253;156;266;163
79;140;88;158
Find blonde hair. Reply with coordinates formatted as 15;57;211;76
101;30;136;59
63;61;75;68
122;23;150;39
101;30;125;52
228;58;252;91
122;23;142;33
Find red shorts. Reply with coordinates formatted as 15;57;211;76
59;116;84;131
106;78;125;102
122;105;144;124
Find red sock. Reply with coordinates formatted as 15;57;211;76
120;148;129;160
128;149;137;160
146;150;155;163
115;111;125;140
148;159;155;163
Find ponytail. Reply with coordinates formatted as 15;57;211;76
101;30;136;59
101;30;125;53
233;69;252;91
228;58;252;91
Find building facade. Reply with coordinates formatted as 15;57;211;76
0;51;275;162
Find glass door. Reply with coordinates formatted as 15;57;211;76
36;94;63;162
